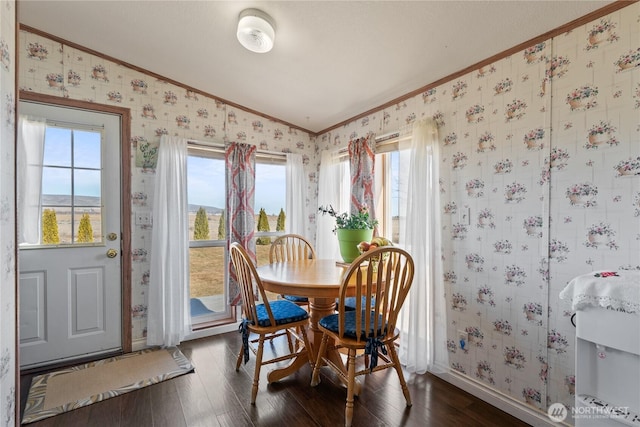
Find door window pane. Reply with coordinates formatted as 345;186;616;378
39;124;104;246
74;207;102;243
42;167;71;202
74;169;101;198
41;206;71;245
74;130;101;168
43;127;71;167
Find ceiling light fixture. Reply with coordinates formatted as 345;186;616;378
236;8;275;53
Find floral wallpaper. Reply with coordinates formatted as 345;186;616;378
316;3;639;421
0;1;16;425
7;2;640;424
18;31;317;344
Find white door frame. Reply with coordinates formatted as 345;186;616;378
18;91;132;364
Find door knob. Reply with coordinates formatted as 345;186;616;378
106;249;118;258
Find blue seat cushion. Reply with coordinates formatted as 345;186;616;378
283;295;309;303
255;300;309;327
319;310;386;340
340;296;375;311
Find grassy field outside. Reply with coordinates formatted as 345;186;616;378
188;244;273;299
40;210;397;302
189;213;278;299
44;210;277;299
188;213;399;300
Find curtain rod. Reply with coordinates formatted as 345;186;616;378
333;132;412;158
187;139;287;161
375;131;400;142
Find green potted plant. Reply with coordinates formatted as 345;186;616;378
318;205;378;262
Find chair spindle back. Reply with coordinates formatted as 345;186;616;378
269;234;316;263
229;242;275;326
336;246;414;343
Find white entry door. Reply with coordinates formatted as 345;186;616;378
18;101;122;368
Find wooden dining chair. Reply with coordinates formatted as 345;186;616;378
269;234;316;308
229;242;314;404
310;246;415;427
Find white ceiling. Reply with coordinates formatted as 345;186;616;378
18;1;613;134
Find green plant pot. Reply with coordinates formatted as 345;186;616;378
336;228;373;263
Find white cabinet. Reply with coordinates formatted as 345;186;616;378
560;270;640;426
574;307;640;426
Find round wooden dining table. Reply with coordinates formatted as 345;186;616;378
256;259;353;383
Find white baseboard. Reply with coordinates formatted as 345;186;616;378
131;337;148;352
131;322;238;352
432;370;559;427
186;322;238;341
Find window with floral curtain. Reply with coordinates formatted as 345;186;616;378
348;134;376;218
225;141;256;305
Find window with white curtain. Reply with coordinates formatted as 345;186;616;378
374;136;411;244
323;134;410;245
20;121;105;247
186;143;286;323
333;122;445;374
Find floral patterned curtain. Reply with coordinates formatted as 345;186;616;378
348;133;376;219
225;141;256;306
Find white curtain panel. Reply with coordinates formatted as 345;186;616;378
17;116;46;245
316;150;349;260
285;153;307;236
147;135;191;347
397;118;448;374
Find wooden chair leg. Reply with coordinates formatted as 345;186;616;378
251;336;266;404
388;344;412;407
286;329;295;353
298;324;314;369
310;333;329;386
235;345;244;371
345;348;356;427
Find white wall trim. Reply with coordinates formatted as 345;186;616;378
186;322;238;341
132;322;237;351
432;369;560;427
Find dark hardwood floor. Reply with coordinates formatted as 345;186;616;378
20;331;531;426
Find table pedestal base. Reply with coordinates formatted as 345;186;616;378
267;351;310;383
265;297;335;384
265;296;361;394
